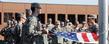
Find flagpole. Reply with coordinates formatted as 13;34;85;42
99;0;108;44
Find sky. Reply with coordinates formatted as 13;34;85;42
0;0;100;5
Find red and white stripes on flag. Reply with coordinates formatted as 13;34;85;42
56;32;99;43
76;32;98;43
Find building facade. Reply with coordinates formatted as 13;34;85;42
0;2;100;29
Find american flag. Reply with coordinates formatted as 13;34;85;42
56;32;98;43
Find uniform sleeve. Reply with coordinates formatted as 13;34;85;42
14;25;20;36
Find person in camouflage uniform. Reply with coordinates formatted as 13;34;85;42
14;13;26;44
23;3;43;44
21;9;32;44
87;15;98;33
0;20;12;44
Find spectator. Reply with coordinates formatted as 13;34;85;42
79;21;88;32
55;20;61;32
47;18;55;31
60;22;66;32
42;24;48;44
65;22;73;32
74;21;80;32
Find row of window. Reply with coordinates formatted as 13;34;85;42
39;14;86;24
0;12;98;25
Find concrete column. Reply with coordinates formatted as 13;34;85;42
75;14;78;22
55;13;58;21
65;14;68;20
13;12;15;19
85;15;87;22
1;12;4;25
45;13;47;24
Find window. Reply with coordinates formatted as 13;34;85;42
68;14;75;24
38;14;45;24
78;15;85;23
58;14;65;22
15;13;19;21
4;13;13;22
47;14;55;24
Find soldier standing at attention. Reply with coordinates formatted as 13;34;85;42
26;3;43;44
28;3;41;34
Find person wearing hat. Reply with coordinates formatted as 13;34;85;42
25;3;42;44
31;3;41;16
26;9;32;18
87;15;98;33
27;3;41;28
27;3;41;33
14;13;26;44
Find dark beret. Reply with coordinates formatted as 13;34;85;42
16;13;21;18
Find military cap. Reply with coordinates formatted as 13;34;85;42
88;15;97;19
31;3;41;9
26;9;32;14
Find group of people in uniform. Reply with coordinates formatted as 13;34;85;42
0;3;99;44
0;3;44;44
